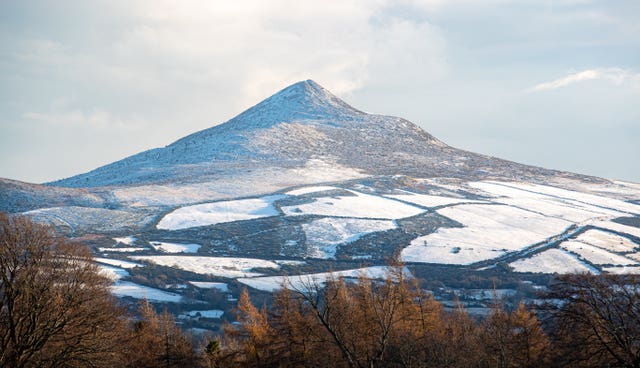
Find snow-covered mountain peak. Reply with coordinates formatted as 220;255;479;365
221;79;365;130
45;80;594;189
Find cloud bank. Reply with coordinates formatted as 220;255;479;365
527;68;640;92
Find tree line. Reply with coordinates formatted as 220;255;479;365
216;270;639;368
2;213;639;367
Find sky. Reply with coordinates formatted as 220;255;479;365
1;0;639;184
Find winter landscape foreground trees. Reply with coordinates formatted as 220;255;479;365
2;213;640;367
0;214;199;368
218;271;640;368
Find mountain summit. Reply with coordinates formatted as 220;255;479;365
229;79;366;124
49;80;587;188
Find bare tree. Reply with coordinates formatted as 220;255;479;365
545;273;640;368
0;213;127;368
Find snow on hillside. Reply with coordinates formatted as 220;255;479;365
509;249;597;274
109;160;365;208
386;190;485;208
560;241;636;266
130;256;280;278
302;218;396;258
110;281;182;303
603;266;640;274
282;190;423;219
99;247;147;253
96;261;183;302
98;264;130;281
157;195;285;230
149;241;201;253
589;220;640;239
574;230;638;252
95;258;144;269
401;204;572;265
238;266;407;292
469;181;625;222
494;182;640;215
286;186;340;196
114;236;137;245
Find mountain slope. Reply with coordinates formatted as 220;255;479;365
48;80;594;189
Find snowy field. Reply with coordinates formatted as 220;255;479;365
281;190;424;219
286;186;340;196
500;182;640;215
398;180;640;270
509;249;597;274
469;182;624;222
98;264;130;281
302;218;396;258
574;229;638;252
401;204;571;264
130;256;280;278
385;190;484;208
589;220;640;239
560;241;637;266
157;195;285;230
113;236;137;245
149;241;201;253
99;247;147;253
602;266;640;274
95;257;144;269
97;262;185;302
238;266;406;292
110;281;182;303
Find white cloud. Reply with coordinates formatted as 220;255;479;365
526;68;640;92
23;110;144;131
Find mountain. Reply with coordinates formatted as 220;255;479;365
2;80;640;299
48;80;592;189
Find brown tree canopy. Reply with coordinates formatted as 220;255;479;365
0;213;126;368
220;267;551;368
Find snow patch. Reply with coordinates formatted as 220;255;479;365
574;229;638;253
157;195;285;230
149;241;201;253
282;190;423;219
286;186;340;196
602;266;640;274
110;281;182;302
238;266;408;292
302;218;396;258
98;247;147;253
130;256;280;278
97;264;130;281
560;241;636;266
469;182;624;222
509;249;597;274
95;257;144;269
386;190;484;208
401;204;572;265
113;236;137;245
589;220;640;239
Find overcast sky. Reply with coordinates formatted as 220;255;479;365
1;0;639;184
